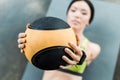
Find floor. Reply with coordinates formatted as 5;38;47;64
0;0;119;80
0;0;51;80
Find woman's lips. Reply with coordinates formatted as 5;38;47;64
72;20;80;24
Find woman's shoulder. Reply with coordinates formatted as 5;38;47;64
82;36;101;54
88;40;101;56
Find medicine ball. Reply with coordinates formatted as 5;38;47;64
24;17;77;70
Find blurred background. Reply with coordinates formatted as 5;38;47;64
0;0;119;80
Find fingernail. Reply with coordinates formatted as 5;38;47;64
62;55;66;59
64;48;68;51
62;55;65;58
70;42;74;45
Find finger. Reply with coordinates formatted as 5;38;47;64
17;38;26;44
75;34;80;46
26;23;30;28
18;33;26;38
64;48;80;62
62;55;77;65
69;42;82;56
20;49;24;53
18;44;25;49
59;65;73;69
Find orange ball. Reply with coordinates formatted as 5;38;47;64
24;17;77;70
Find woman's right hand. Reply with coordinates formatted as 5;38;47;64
17;32;26;53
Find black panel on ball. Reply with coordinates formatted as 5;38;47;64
32;46;73;70
30;17;70;30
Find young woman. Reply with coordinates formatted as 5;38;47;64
18;0;101;80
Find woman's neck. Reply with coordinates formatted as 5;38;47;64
75;31;85;46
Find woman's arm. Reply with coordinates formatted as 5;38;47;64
85;42;101;65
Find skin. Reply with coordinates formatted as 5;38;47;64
18;1;101;80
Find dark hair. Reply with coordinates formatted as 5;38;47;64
67;0;94;24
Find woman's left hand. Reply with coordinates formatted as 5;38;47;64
60;42;83;69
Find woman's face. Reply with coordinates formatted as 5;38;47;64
67;1;91;32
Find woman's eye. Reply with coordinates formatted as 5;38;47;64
82;12;87;15
71;9;76;12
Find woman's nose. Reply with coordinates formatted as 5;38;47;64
75;12;81;19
